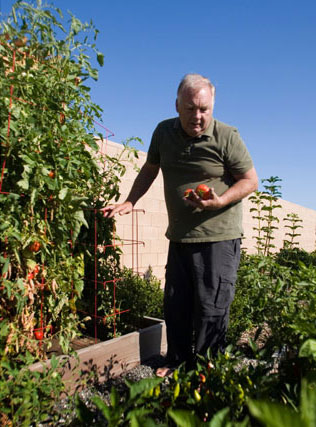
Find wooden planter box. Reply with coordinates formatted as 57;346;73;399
30;317;166;392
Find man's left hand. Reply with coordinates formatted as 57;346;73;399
183;188;224;211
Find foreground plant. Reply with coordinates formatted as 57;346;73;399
0;352;67;425
248;377;316;427
74;349;261;425
249;176;282;256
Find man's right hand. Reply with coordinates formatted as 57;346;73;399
102;201;134;218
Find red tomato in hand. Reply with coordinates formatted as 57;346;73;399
195;184;210;200
34;330;44;340
184;188;194;199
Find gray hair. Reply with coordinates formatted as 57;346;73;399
177;74;215;107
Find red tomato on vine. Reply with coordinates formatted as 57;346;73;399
29;241;41;252
34;330;44;340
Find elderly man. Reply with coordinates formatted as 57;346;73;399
104;74;258;376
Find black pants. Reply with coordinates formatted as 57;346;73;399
164;239;240;366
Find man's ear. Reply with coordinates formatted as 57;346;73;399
175;98;179;113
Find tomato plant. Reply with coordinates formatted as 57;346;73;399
0;1;138;358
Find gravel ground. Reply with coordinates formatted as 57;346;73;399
43;354;168;426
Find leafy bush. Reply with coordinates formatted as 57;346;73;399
276;247;316;269
0;352;67;426
115;267;164;327
86;267;164;339
229;250;316;352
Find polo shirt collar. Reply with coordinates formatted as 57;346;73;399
174;117;215;140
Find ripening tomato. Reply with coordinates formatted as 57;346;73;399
34;330;44;340
29;241;41;252
48;170;55;179
184;188;194;199
195;184;210;200
59;112;65;124
13;36;27;47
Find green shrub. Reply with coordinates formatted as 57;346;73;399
0;353;67;426
229;250;316;356
276;248;316;269
80;267;164;340
106;267;164;335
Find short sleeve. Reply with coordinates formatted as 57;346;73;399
146;125;161;165
225;129;253;175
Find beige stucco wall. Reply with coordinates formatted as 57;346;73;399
104;140;316;282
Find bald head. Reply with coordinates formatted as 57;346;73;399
176;74;215;137
177;74;215;106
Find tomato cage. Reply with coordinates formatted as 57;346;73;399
76;207;145;344
0;41;144;352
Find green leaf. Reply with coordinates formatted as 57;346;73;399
71;16;82;34
0;321;9;337
12;5;17;24
167;409;201;427
97;52;104;66
110;386;119;407
17;179;29;190
299;340;316;361
58;187;68;200
30;188;37;205
248;399;303;427
50;355;59;371
127;409;157;426
92;395;111;419
74;210;88;228
128;377;163;400
209;407;230;426
1;257;10;275
300;378;316;426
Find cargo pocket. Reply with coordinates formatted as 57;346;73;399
215;279;235;309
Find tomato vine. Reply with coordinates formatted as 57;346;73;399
0;0;138;358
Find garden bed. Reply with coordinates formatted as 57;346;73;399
30;316;167;393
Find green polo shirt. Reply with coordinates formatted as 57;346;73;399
147;117;253;242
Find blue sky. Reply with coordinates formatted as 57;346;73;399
1;0;316;210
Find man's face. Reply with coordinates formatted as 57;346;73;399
176;86;214;137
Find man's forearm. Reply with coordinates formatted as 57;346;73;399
126;161;160;206
219;177;258;207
